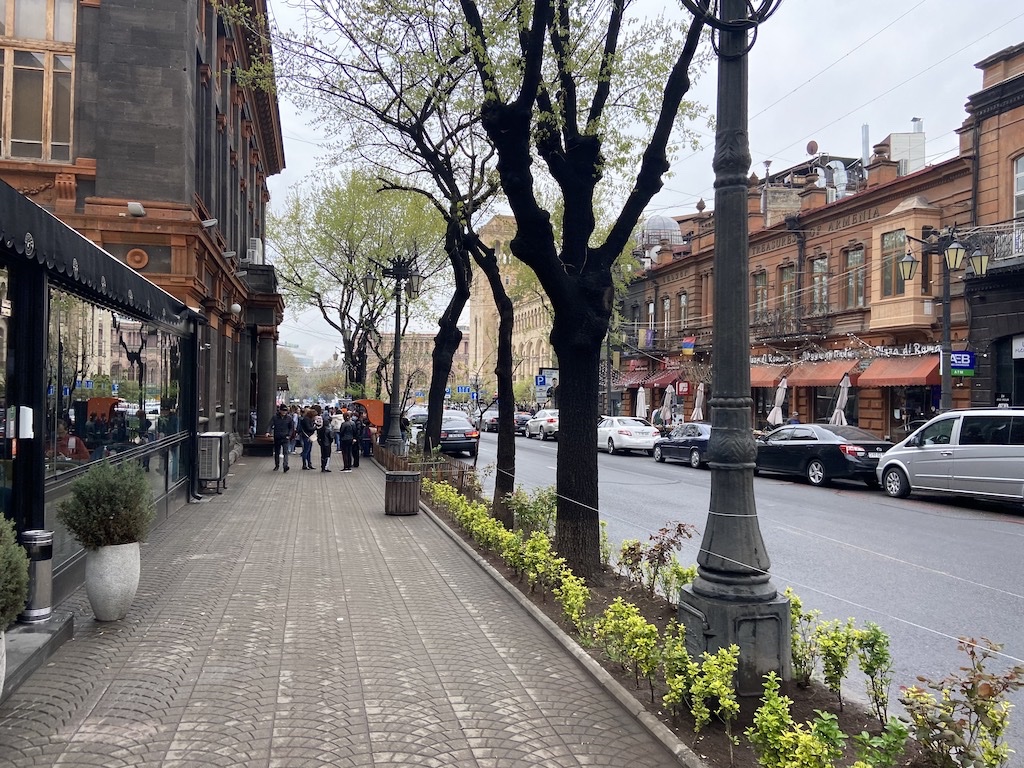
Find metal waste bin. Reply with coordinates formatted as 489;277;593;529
18;529;53;623
384;471;421;516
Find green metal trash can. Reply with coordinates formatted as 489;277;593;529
384;471;421;516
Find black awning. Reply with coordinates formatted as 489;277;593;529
0;180;189;328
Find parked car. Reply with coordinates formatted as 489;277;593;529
653;422;712;467
755;423;893;487
514;411;532;435
877;408;1024;502
439;415;480;457
478;407;500;432
597;416;660;455
525;409;559;440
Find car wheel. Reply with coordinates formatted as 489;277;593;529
882;466;911;498
468;446;478;457
653;445;665;462
805;459;828;487
607;438;616;455
541;430;549;441
526;428;534;439
689;448;702;469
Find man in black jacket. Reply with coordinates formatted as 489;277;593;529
337;412;360;472
266;404;295;472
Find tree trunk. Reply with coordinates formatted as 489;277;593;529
549;295;608;581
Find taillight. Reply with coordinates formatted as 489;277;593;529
467;430;480;438
440;431;449;438
617;429;632;436
839;444;865;458
547;418;556;423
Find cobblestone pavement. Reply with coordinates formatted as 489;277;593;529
0;456;686;767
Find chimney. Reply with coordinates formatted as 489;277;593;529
799;173;827;211
748;172;764;231
866;142;899;188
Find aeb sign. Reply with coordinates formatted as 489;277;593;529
950;350;975;377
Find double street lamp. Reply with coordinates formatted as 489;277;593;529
898;230;989;412
363;255;422;454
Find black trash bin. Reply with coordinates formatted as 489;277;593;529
384;471;421;516
18;529;53;624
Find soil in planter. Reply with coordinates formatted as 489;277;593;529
434;506;929;768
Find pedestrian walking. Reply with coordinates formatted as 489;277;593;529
287;404;300;454
360;415;374;457
298;407;317;469
316;412;333;471
266;404;295;472
337;412;359;472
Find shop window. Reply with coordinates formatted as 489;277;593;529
881;229;907;297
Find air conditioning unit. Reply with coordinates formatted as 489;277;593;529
242;250;256;264
248;237;264;264
197;431;230;493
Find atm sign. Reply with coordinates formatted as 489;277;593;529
950;351;975;377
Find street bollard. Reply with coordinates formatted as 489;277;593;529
18;530;53;624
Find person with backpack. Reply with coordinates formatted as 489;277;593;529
266;404;295;472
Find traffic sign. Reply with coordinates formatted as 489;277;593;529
534;375;547;387
457;385;471;394
444;387;451;396
471;391;477;400
111;383;119;393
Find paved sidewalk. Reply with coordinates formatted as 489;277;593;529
0;455;693;767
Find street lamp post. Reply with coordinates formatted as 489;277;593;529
363;255;422;454
899;232;989;412
675;0;788;695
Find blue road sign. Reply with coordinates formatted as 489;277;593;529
535;375;546;387
444;387;451;395
457;385;471;394
85;380;94;389
471;391;477;400
111;383;119;393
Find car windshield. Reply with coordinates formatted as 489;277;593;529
617;418;651;427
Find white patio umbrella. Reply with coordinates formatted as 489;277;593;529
829;373;851;425
766;376;788;427
690;382;706;422
635;386;649;419
660;384;676;425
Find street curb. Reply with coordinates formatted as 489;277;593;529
416;493;709;768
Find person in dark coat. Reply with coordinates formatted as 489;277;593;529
298;408;317;470
266;404;295;472
336;413;360;472
316;412;333;472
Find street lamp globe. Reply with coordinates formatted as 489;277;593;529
944;240;966;270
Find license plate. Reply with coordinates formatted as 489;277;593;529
868;451;882;458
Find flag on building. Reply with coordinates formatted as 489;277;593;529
680;337;696;355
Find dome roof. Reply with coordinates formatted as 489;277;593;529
639;215;684;247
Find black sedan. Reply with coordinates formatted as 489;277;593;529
653;422;712;468
754;423;893;487
439;416;480;457
514;411;532;435
478;407;499;432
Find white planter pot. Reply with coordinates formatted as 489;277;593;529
86;543;141;622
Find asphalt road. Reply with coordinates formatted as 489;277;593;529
464;431;1024;756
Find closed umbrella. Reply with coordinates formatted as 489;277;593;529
829;373;851;426
635;386;648;419
660;384;676;425
766;376;787;427
690;382;705;421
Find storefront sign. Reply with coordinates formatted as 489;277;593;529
950;351;975;377
1013;335;1024;359
676;381;690;396
996;393;1011;408
750;342;942;367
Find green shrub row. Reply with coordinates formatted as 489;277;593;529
424;480;1024;768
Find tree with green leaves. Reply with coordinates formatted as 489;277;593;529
455;0;709;577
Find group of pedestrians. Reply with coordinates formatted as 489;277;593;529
267;403;375;473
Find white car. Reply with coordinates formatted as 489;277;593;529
597;416;660;455
525;409;559;440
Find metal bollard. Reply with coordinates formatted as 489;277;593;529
18;530;53;624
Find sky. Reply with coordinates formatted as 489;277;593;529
265;0;1024;364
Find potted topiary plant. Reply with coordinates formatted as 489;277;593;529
0;516;30;698
56;460;155;621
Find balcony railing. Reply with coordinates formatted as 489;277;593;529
752;304;833;342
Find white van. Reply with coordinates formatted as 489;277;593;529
876;408;1024;502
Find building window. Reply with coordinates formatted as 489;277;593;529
881;229;907;297
679;293;689;329
1016;156;1024;222
647;300;655;330
843;247;865;308
810;257;828;315
0;0;75;162
662;295;671;334
779;264;795;311
752;272;768;321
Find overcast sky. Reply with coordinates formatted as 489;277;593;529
265;0;1024;363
